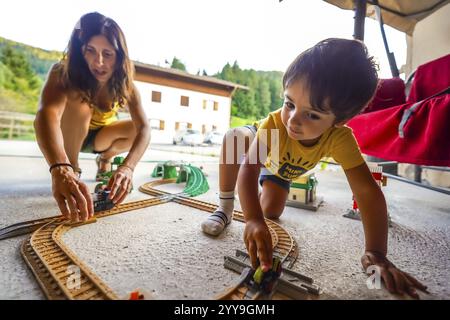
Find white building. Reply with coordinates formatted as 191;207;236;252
132;62;246;144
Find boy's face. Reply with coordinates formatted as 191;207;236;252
281;78;338;144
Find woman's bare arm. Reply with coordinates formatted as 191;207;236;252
34;65;93;221
34;65;70;165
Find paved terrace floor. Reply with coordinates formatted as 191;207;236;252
0;140;449;300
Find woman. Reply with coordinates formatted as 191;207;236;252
34;12;150;222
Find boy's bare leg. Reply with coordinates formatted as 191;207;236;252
60;103;92;175
259;180;289;220
201;127;255;236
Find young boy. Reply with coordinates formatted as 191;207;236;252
201;38;427;299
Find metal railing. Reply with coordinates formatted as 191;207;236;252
0;111;35;139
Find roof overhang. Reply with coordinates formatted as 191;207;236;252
133;61;248;94
323;0;450;35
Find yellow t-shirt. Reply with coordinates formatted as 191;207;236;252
89;102;120;130
255;108;365;181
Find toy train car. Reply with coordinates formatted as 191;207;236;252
93;190;115;212
245;257;282;294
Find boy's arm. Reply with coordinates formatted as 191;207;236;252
238;138;273;272
344;162;428;299
344;162;388;255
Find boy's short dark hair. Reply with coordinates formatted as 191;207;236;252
283;38;379;123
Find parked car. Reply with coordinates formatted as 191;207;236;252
173;129;204;146
204;131;224;145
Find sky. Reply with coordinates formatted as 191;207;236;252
0;0;407;78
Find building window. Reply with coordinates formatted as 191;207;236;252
152;91;161;103
213;101;219;111
181;96;189;107
149;119;164;131
176;122;192;130
293;195;297;200
202;100;207;109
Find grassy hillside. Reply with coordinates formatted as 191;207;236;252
0;37;61;114
230;116;256;128
0;37;62;80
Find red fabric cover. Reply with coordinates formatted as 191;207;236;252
407;54;450;103
347;94;450;166
364;77;406;113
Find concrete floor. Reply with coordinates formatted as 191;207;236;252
0;142;449;300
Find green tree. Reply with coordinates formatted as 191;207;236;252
220;63;234;82
256;80;271;118
216;61;284;120
170;57;187;71
0;45;41;91
0;62;14;89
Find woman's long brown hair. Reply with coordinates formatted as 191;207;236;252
58;12;134;108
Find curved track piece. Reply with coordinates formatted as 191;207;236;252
181;165;209;197
21;179;299;300
0;216;62;240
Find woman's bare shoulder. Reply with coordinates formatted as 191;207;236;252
44;63;81;100
43;63;66;92
41;62;82;107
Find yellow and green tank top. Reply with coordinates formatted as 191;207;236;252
89;102;120;130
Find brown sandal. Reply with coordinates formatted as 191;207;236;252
95;155;112;181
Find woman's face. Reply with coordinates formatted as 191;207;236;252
82;35;117;84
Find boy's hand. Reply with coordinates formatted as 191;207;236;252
244;219;273;272
361;251;428;299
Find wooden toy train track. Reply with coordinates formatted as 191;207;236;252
6;179;308;300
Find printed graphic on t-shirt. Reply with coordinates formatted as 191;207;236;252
277;162;307;180
275;152;316;180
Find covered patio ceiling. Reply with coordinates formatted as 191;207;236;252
323;0;450;35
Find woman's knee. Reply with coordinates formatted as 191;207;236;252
125;123;138;146
61;104;92;134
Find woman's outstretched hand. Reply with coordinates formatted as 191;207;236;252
51;166;94;222
107;165;133;204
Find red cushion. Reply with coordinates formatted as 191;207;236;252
348;94;450;166
364;77;406;113
407;54;450;103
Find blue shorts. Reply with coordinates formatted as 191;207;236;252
258;168;291;192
